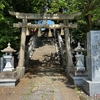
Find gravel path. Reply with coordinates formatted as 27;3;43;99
20;38;80;100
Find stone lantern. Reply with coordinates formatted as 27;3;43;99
74;42;85;72
1;43;16;71
70;42;88;86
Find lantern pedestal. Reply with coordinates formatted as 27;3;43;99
3;56;14;72
0;70;19;86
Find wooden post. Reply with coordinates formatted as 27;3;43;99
17;18;27;78
64;20;74;73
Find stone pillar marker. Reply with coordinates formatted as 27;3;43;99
82;30;100;96
87;31;100;81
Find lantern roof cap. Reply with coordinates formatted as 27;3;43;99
1;43;16;53
74;42;84;52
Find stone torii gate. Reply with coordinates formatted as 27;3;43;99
9;11;81;78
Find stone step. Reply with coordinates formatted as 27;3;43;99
0;75;19;86
0;70;19;86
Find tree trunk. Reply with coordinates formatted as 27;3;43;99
86;0;92;31
84;1;92;48
87;14;92;31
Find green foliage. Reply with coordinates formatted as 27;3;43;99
0;0;20;53
0;0;100;54
10;0;48;13
0;1;5;21
0;0;50;55
0;17;20;49
47;0;67;13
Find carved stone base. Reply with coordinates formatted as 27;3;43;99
0;71;17;79
69;73;88;86
75;71;88;76
0;79;19;86
3;67;14;72
0;71;19;86
82;78;100;96
71;75;88;86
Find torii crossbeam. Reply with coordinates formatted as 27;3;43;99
9;11;81;20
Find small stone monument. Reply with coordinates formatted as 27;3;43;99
82;30;100;96
0;43;19;86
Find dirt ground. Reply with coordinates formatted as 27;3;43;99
0;36;80;100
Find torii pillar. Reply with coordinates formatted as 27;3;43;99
16;18;27;78
64;20;74;74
